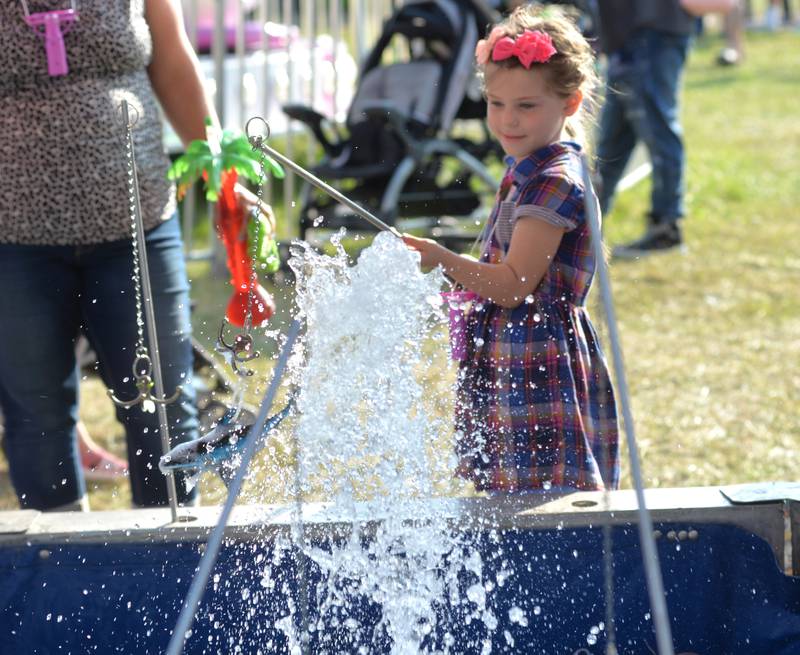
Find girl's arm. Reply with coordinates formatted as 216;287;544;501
145;0;218;145
403;217;564;309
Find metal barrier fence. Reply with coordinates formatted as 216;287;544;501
176;0;399;259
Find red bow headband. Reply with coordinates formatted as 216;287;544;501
475;28;557;69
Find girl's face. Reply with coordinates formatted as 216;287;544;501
485;65;580;161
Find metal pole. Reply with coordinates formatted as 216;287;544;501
303;0;316;164
282;0;296;233
580;155;675;655
213;0;226;125
259;0;274;209
291;380;310;655
246;117;400;236
181;0;199;258
165;320;301;655
236;0;246;130
210;0;227;272
352;0;364;63
330;0;341;120
121;100;180;523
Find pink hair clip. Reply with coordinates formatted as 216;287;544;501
475;26;506;66
476;29;557;69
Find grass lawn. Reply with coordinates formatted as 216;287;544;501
0;29;797;511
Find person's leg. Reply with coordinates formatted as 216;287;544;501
766;0;782;29
636;29;690;224
77;420;128;480
0;244;86;510
72;334;128;479
782;0;792;23
612;29;689;258
80;216;198;506
718;0;745;65
595;57;639;216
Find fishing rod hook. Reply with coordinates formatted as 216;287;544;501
216;318;260;377
108;348;181;411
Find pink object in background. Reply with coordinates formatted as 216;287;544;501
24;8;78;77
192;21;289;54
191;5;300;54
441;290;478;361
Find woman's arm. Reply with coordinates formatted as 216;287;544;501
403;217;564;308
145;1;276;239
145;0;217;145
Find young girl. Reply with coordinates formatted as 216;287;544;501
403;6;619;492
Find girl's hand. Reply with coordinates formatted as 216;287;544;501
401;233;445;270
234;183;276;240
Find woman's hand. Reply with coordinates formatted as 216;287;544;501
234;183;276;240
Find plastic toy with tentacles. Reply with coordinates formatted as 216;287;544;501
159;119;291;497
167;119;285;330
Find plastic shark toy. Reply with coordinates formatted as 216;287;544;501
158;399;294;490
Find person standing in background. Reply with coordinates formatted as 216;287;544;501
0;0;268;511
718;0;746;65
594;0;694;258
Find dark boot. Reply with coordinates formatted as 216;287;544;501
612;219;684;260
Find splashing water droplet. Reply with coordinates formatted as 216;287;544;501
508;606;528;627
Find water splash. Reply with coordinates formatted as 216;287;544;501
289;231;444;501
275;231;494;653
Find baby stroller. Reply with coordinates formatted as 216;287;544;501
284;0;503;248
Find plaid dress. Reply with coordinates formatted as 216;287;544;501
455;142;620;491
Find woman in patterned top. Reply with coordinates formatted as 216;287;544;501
403;5;619;492
0;0;271;510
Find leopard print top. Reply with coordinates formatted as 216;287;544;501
0;0;176;245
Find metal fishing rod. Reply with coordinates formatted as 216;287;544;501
580;154;675;655
165;319;301;655
245;116;401;238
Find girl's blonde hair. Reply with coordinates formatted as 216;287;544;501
477;4;599;146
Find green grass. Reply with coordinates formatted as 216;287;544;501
1;30;798;511
600;30;800;487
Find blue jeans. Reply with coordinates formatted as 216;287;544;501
596;29;690;223
0;217;198;509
